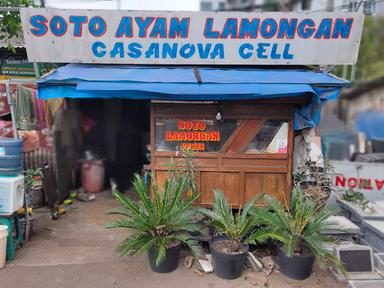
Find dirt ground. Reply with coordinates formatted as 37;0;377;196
0;191;347;288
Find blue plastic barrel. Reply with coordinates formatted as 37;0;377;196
0;138;23;156
0;155;23;167
0;138;23;176
0;167;23;176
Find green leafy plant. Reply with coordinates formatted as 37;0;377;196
166;148;198;198
252;188;345;271
106;174;203;266
196;190;264;253
341;189;375;213
0;0;37;51
24;168;43;194
180;148;198;196
334;16;384;82
294;159;335;208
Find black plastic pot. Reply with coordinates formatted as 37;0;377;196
209;236;249;279
278;248;315;280
147;243;181;273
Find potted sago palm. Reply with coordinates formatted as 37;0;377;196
106;174;203;273
253;188;345;280
196;190;264;279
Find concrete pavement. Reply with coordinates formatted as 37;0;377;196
0;191;346;288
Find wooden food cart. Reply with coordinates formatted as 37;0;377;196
151;100;298;207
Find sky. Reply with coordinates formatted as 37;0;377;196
45;0;200;11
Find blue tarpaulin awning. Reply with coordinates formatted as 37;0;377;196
355;111;384;140
37;64;350;130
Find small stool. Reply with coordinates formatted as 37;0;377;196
0;212;23;261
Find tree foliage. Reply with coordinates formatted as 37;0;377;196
355;16;384;81
0;0;36;50
334;16;384;82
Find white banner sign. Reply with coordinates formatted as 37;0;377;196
20;8;364;65
330;160;384;203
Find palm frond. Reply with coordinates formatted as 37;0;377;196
264;195;290;228
132;174;154;214
213;190;233;230
112;190;142;218
160;179;172;218
240;194;264;227
198;190;263;244
257;188;348;272
107;173;204;266
134;237;157;256
246;230;285;244
324;252;347;276
285;234;301;256
238;214;259;239
155;242;167;267
175;234;203;258
168;177;186;215
116;235;144;256
105;218;134;229
105;208;131;217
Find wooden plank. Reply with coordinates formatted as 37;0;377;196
219;119;246;153
239;171;246;206
154;103;295;119
199;171;243;206
225;120;264;154
154;170;168;192
153;166;287;173
155;105;217;117
222;105;292;118
263;174;287;205
245;173;265;203
155;157;218;168
200;172;225;205
222;158;288;168
154;152;219;158
224;172;243;206
245;173;287;206
224;154;288;160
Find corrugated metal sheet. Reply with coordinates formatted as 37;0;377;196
23;148;55;170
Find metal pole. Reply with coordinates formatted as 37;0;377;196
351;64;356;82
33;63;41;78
348;0;362;81
5;79;32;242
326;0;334;12
5;81;18;139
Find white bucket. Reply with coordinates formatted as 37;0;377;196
0;225;8;268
